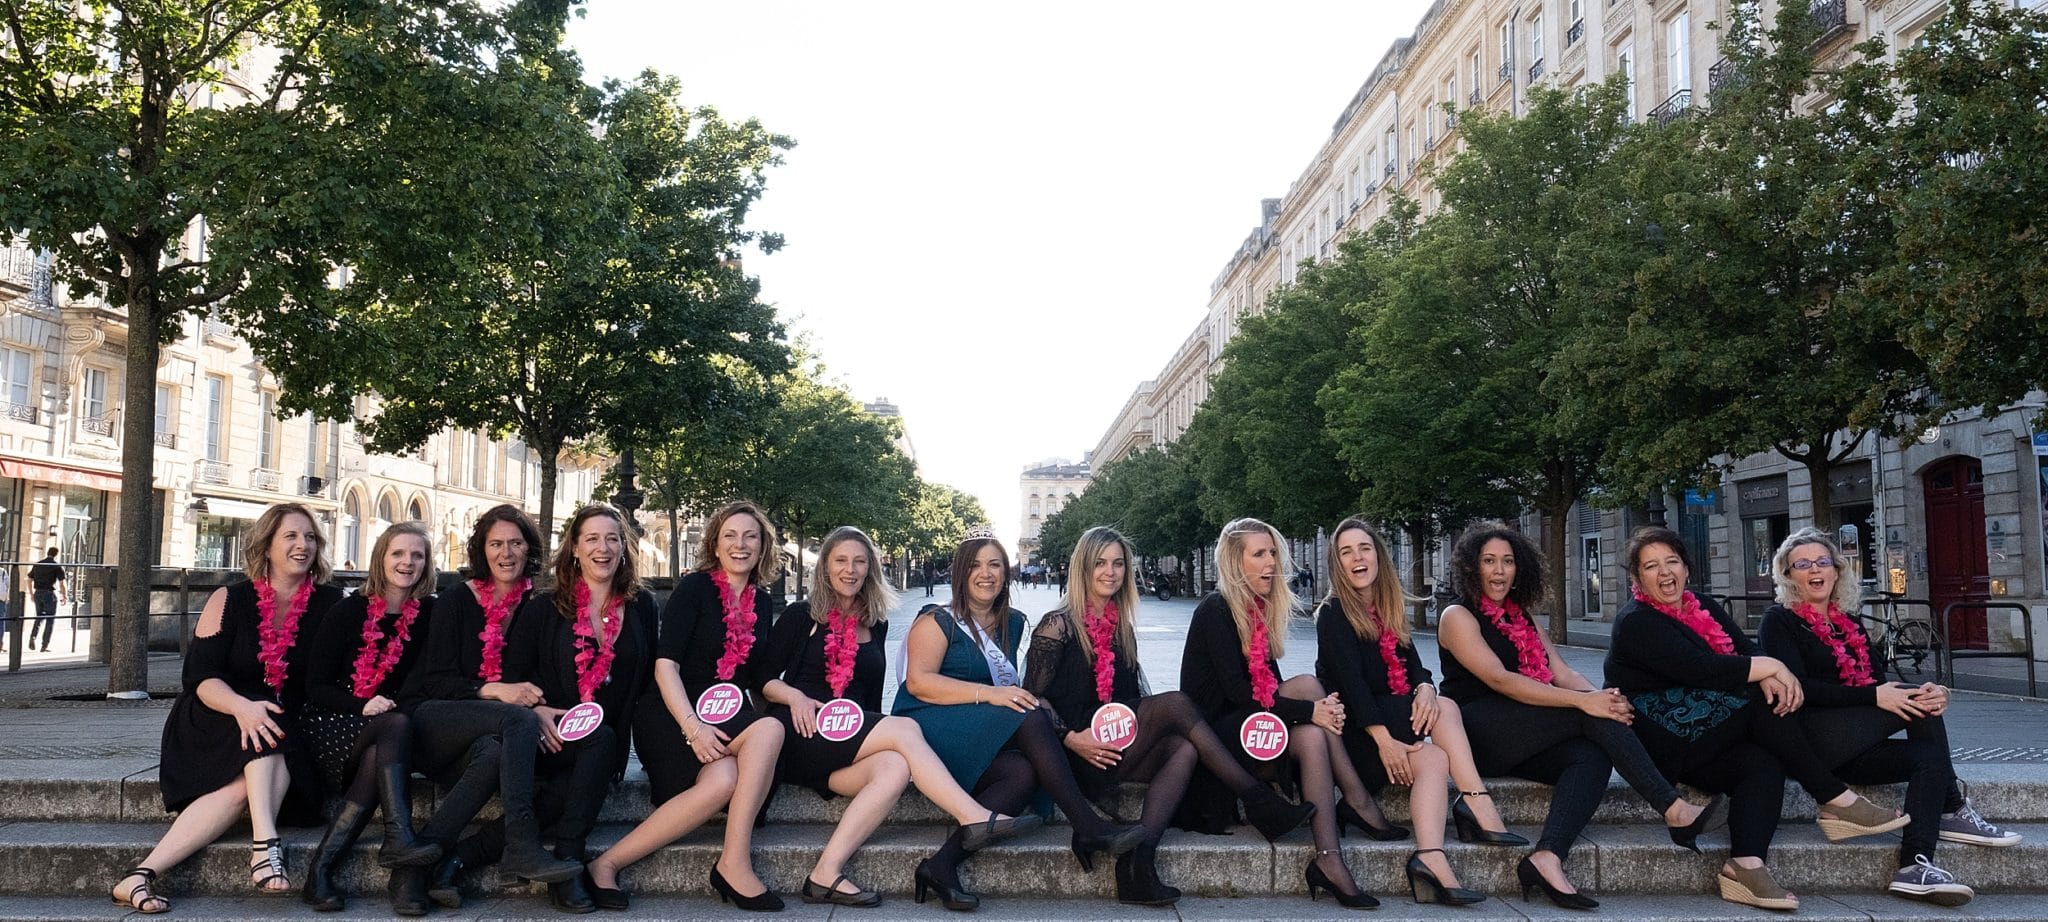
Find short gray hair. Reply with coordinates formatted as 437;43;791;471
1770;527;1862;612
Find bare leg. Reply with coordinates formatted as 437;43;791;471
1426;699;1508;831
1281;675;1383;823
243;754;289;844
814;751;910;892
853;716;1009;826
125;778;250;891
1406;743;1462;887
587;758;737;890
713;718;785;896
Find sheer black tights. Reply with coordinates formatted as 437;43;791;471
927;708;1121;881
340;712;413;808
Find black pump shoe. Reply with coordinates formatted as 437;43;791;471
1071;823;1147;872
548;875;597;914
1670;794;1730;853
1453;791;1529;846
913;859;978;912
1241;785;1317;841
801;873;878;908
1335;799;1408;840
1305;850;1379;909
711;866;786;912
1517;855;1598;910
1407;849;1486;905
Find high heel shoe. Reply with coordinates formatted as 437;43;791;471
1071;823;1147;872
1669;793;1730;853
1407;849;1486;905
1240;784;1317;841
914;858;979;912
710;866;786;912
1335;799;1408;841
1517;855;1598;910
1453;791;1529;846
1304;850;1379;909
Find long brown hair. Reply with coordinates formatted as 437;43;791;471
1215;517;1293;658
550;504;641;621
1325;517;1409;644
243;502;333;586
949;536;1014;650
363;521;435;604
696;501;781;585
810;526;893;627
1059;526;1139;665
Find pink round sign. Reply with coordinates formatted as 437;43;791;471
1089;702;1138;751
696;682;745;725
557;702;605;742
816;698;865;743
1239;711;1289;762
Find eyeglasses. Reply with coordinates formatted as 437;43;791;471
1789;556;1836;571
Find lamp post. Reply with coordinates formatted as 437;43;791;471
610;446;645;536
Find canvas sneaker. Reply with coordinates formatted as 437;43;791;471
1887;855;1974;906
1939;799;2023;847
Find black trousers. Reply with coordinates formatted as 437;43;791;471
412;699;546;846
1461;696;1682;859
1804;705;1959;864
30;590;55;648
1635;687;1850;861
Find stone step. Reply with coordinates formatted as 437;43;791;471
11;762;2046;828
11;819;2046;900
46;892;2048;922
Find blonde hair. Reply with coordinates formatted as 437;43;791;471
811;526;894;627
1772;527;1864;612
363;521;435;603
243;502;333;585
697;501;782;586
1215;517;1293;658
1325;517;1410;644
1059;526;1140;665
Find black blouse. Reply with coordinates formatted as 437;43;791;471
1313;599;1433;733
1022;609;1148;734
399;581;535;709
658;570;777;700
502;588;658;775
307;592;434;715
1438;597;1534;705
184;579;343;715
1179;592;1315;727
758;599;887;712
1603;595;1756;697
1756;603;1882;708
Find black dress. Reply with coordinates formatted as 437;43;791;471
1313;599;1432;789
759;600;888;796
1021;610;1147;795
504;589;658;782
1178;593;1315;779
633;570;775;805
159;580;343;820
300;593;434;790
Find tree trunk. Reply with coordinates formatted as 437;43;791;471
668;504;681;580
109;299;164;698
1804;450;1836;532
1405;522;1431;629
536;441;560;563
1543;502;1572;645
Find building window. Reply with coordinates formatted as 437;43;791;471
1531;13;1545;75
304;416;321;476
1470;50;1481;99
1;347;31;410
155;385;174;443
82;367;107;420
1499;20;1513;82
1619;43;1637;121
1668;11;1693;94
257;390;279;469
204;374;228;461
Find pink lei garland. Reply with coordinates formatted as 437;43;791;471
1796;601;1875;686
711;570;759;682
572;582;626;703
1477;595;1554;684
1633;587;1735;655
1084;601;1119;704
822;607;859;698
1246;596;1279;709
1372;603;1411;695
472;578;529;683
350;597;423;698
255;578;315;695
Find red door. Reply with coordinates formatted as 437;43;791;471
1923;456;1989;649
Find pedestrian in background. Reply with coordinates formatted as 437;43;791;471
28;545;65;653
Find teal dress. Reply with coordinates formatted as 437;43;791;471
893;607;1029;787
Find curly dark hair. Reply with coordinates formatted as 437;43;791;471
1450;521;1545;610
466;504;544;581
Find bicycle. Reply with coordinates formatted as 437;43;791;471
1857;595;1942;684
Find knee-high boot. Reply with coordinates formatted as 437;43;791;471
303;802;373;911
378;765;444;868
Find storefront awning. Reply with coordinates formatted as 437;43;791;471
0;458;124;493
193;496;273;520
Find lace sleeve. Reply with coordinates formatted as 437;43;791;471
1023;612;1074;733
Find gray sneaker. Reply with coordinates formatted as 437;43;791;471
1887;855;1974;906
1939;800;2023;846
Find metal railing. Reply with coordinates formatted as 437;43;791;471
154;430;176;448
3;401;37;423
1938;600;2037;698
1567;19;1584;45
1469;88;1481;105
79;413;117;437
1498;60;1512;84
1810;0;1849;44
1529;58;1546;82
194;458;230;485
1650;88;1694;126
250;467;282;492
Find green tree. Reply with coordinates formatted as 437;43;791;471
0;0;582;695
899;481;985;581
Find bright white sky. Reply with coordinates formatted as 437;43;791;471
567;1;1435;549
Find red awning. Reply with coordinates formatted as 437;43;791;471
0;458;125;492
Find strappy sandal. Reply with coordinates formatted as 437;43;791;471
112;866;171;914
250;837;291;893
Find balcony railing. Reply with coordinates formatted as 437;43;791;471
1469;88;1481;105
1708;58;1743;95
3;401;36;424
1649;88;1695;126
1406;157;1417;175
1424;133;1438;152
1446;112;1460;129
1941;151;1985;170
1362;180;1380;199
1497;60;1513;84
154;430;176;449
195;458;230;486
79;413;116;437
1384;162;1397;178
1529;59;1546;82
250;468;282;493
1567;19;1584;45
202;317;234;342
1810;0;1849;44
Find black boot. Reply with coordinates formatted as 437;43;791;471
1240;784;1316;842
378;765;444;868
1115;850;1181;906
547;840;595;914
303;802;373;912
427;854;465;910
389;865;431;917
503;799;582;884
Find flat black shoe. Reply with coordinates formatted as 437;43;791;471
711;866;786;912
801;873;879;908
549;876;597;914
913;859;978;912
1241;786;1316;841
584;870;628;911
1670;794;1730;853
1335;799;1408;841
1115;851;1181;906
959;812;1042;851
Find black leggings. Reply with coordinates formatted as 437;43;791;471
412;699;546;847
925;708;1119;880
1806;706;1959;864
340;712;413;808
1463;697;1682;859
1644;689;1855;861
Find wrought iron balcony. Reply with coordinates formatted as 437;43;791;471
1567;19;1584;46
1649;88;1694;126
1384;162;1397;178
1529;58;1546;82
250;468;282;492
1498;60;1512;84
202;317;234;342
1708;58;1743;95
1424;133;1438;152
1810;0;1849;44
3;401;37;423
195;458;230;486
1446;112;1460;129
1469;88;1481;105
79;413;116;437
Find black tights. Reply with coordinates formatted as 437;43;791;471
340;712;413;808
926;708;1120;880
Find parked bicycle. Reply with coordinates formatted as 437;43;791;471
1858;594;1942;683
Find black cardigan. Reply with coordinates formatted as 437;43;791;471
1756;603;1883;708
757;600;888;713
1603;594;1756;697
400;581;537;709
1022;609;1147;734
306;592;433;715
658;570;777;700
1313;599;1433;733
502;588;658;777
1179;592;1315;728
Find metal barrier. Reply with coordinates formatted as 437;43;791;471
1711;593;1780;634
1938;600;2037;698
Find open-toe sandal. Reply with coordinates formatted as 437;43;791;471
113;867;171;914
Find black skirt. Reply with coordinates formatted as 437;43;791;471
1339;693;1421;791
633;693;766;806
768;703;880;796
300;708;375;793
